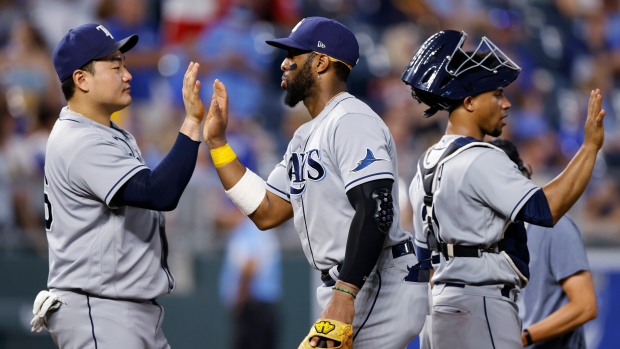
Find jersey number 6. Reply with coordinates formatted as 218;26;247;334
44;175;53;231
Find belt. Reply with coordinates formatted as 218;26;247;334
320;240;415;287
438;242;499;259
438;283;516;301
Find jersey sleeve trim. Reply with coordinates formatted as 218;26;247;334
509;187;539;222
104;164;148;205
266;183;290;202
344;172;394;191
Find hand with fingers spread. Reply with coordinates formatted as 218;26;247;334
583;89;606;151
205;79;230;149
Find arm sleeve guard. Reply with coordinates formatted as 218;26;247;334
338;179;393;289
112;133;199;211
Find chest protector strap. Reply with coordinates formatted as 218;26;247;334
417;138;500;260
417;137;530;286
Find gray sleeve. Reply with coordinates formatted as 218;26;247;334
409;173;428;247
266;154;290;202
548;216;590;282
69;139;147;207
333;114;395;192
467;149;539;222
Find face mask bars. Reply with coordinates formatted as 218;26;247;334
447;32;521;77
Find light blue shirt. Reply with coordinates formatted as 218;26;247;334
518;216;590;349
219;219;282;307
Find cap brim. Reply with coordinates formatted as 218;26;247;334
94;34;139;60
265;37;310;52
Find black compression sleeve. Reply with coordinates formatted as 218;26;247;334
338;179;393;289
112;133;199;211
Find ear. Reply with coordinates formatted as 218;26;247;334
315;54;330;75
73;70;90;93
463;96;475;112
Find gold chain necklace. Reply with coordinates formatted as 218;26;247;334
326;91;345;107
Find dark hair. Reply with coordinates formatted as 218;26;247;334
488;138;532;179
332;61;351;82
61;60;96;101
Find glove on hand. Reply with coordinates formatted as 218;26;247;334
30;290;62;333
298;318;353;349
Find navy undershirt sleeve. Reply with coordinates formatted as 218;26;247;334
338;179;393;289
112;133;200;211
516;189;553;227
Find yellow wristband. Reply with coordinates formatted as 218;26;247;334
210;143;237;168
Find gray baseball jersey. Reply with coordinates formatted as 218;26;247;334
45;107;174;300
265;93;410;270
409;135;538;286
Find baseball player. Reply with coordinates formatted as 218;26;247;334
30;23;206;348
402;30;606;349
483;139;599;348
203;17;428;349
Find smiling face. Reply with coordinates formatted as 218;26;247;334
470;88;511;137
85;50;133;113
280;49;317;107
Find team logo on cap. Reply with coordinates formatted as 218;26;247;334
318;41;326;48
96;25;114;39
292;18;305;33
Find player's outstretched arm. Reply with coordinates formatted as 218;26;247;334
542;89;606;225
205;80;293;229
179;62;205;141
521;271;597;346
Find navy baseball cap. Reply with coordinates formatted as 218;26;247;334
53;23;139;82
266;17;359;69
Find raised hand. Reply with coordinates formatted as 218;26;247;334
204;79;229;149
182;62;205;124
584;89;606;151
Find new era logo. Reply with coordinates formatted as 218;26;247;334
317;41;326;48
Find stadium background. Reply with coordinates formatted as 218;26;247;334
0;0;619;348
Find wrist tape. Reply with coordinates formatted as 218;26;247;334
225;168;266;215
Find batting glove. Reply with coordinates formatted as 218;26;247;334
30;290;62;333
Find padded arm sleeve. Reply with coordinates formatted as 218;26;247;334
112;132;200;211
338;179;393;289
516;189;553;227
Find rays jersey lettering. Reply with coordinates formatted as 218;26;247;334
288;149;326;196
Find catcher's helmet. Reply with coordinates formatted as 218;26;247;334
401;30;521;117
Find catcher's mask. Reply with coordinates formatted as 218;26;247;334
401;30;521;117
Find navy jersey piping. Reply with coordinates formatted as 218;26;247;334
59;117;81;123
353;270;381;340
509;187;538;220
104;165;145;203
267;183;290;200
86;295;99;349
344;172;393;190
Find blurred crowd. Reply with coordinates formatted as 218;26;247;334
1;0;620;276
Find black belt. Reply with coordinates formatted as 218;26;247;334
438;242;498;259
439;283;515;300
320;240;415;287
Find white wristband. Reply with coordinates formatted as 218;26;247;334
225;168;267;215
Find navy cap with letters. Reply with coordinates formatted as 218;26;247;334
53;23;139;82
266;17;359;69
